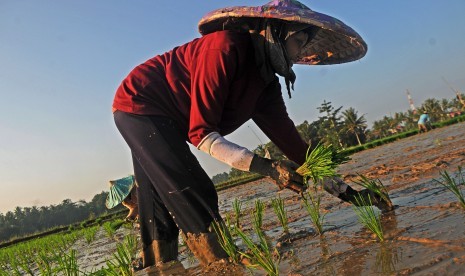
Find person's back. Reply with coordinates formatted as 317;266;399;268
418;112;430;132
418;113;429;124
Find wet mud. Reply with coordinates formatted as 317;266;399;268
75;122;465;275
206;122;465;275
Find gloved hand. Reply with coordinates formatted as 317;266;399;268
249;155;306;193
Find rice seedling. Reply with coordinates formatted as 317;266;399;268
353;195;384;242
253;199;265;230
296;143;349;184
434;167;465;209
105;234;138;276
302;190;326;235
232;198;243;228
7;253;22;276
235;224;280;276
271;195;289;234
17;254;34;275
55;249;80;275
36;250;54;275
84;225;100;244
352;174;392;207
211;215;241;263
103;221;117;238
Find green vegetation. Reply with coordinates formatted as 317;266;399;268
232;198;243;229
235;223;280;276
353;195;384;242
271;196;289;234
302;190;326;235
211;216;241;263
353;175;391;207
296;143;349;184
253;199;265;230
105;234;138;275
0;218;136;275
434;167;465;209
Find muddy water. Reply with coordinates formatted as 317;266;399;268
192;122;465;275
57;122;465;275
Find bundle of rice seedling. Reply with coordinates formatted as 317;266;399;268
296;143;350;184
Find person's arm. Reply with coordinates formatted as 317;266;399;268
197;132;305;193
252;80;309;165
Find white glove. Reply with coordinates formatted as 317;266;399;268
197;132;254;171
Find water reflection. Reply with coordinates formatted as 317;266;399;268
375;241;400;274
319;236;337;276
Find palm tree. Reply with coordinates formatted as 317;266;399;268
342;107;367;146
420;98;443;122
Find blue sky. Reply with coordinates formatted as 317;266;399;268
1;0;464;214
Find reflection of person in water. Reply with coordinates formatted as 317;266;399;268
106;175;139;222
418;111;430;133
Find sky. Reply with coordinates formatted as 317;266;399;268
1;0;464;214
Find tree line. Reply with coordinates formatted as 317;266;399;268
0;191;126;242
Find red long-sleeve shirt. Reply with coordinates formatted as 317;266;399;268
113;30;307;164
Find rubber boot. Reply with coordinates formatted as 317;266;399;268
182;231;229;267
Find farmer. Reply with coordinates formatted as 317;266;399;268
106;175;139;222
418;111;430;133
112;0;393;270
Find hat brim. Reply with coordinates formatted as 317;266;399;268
198;1;367;65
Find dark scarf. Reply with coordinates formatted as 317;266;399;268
249;21;296;98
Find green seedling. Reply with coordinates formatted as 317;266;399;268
232;198;243;228
353;195;384;242
434;167;465;209
84;225;100;244
296;143;349;184
212;215;240;263
253;199;265;230
271;196;289;234
55;249;80;275
302;190;326;235
235;224;279;276
105;234;138;276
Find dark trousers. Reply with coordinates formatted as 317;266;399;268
114;111;221;248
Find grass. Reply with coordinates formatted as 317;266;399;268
296;143;350;184
353;194;384;242
434;167;465;209
302;190;326;235
271;196;289;234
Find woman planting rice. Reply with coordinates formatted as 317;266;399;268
112;0;392;272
